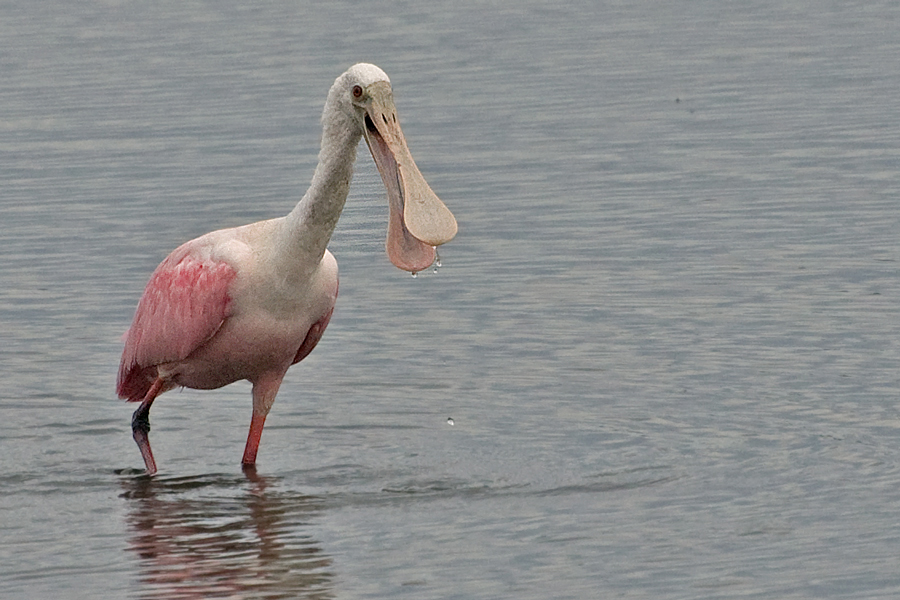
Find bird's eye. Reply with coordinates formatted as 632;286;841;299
351;85;363;99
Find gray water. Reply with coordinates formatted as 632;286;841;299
2;1;899;598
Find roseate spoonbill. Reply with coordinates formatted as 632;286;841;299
117;64;457;475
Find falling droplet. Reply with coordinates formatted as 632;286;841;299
435;250;442;268
411;271;418;279
446;417;454;426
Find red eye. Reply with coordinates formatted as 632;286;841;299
352;85;363;99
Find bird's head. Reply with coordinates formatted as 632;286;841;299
332;63;458;272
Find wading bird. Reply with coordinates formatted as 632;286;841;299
117;64;457;475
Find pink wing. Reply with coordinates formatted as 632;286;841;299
117;243;237;401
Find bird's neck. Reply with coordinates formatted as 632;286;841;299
280;102;362;272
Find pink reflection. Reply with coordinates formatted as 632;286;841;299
122;471;333;599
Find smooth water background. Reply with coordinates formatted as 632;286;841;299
2;1;899;598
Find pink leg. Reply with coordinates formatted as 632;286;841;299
241;412;268;466
241;374;284;468
132;378;166;476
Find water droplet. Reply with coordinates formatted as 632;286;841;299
435;250;442;268
410;271;418;278
446;417;454;426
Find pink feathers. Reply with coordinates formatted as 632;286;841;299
117;244;237;402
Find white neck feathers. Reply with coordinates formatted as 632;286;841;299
280;75;364;271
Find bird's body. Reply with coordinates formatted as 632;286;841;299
117;64;456;475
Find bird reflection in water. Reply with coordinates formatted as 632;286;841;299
121;469;333;599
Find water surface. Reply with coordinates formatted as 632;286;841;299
2;1;899;598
